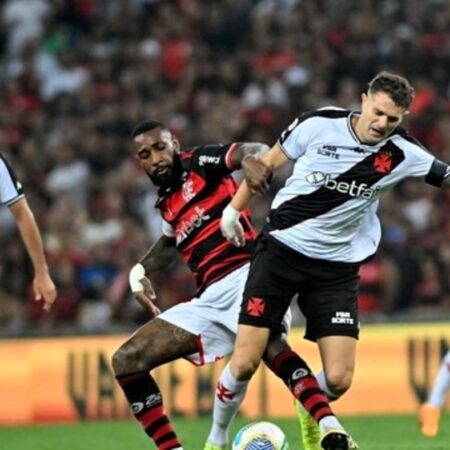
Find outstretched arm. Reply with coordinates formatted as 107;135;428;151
9;198;57;311
129;235;179;315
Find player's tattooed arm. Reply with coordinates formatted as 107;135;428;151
229;142;271;167
229;142;272;195
221;143;290;246
240;143;289;197
139;235;179;273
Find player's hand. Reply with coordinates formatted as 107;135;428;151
129;263;161;317
134;278;161;318
242;155;272;195
33;270;57;312
221;204;246;247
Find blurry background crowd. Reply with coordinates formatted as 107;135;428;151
0;0;450;335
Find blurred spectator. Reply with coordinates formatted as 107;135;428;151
1;0;450;335
358;253;399;314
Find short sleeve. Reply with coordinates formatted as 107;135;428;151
425;159;450;187
187;143;237;178
0;155;24;206
278;114;316;160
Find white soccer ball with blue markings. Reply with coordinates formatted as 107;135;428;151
232;421;289;450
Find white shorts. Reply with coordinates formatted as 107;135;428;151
159;263;291;365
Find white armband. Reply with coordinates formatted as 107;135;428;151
162;219;175;237
221;204;241;238
129;263;145;293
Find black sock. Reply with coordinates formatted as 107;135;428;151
273;350;334;422
116;372;182;450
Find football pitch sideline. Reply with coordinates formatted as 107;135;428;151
0;414;448;449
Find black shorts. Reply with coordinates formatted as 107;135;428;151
239;234;360;341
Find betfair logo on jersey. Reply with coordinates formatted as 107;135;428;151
175;206;211;244
306;171;379;200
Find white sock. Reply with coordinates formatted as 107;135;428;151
206;363;248;446
428;350;450;407
319;415;343;432
316;371;340;402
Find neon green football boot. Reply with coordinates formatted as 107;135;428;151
295;400;321;450
320;424;359;450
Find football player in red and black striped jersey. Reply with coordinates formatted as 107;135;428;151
112;121;343;450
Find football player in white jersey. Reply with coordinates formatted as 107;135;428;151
0;152;57;311
220;71;450;450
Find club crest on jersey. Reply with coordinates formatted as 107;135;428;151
182;180;195;201
306;171;379;200
373;151;392;173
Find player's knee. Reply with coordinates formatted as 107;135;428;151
325;368;353;396
230;352;260;381
112;340;149;375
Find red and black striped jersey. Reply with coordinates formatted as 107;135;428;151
156;143;256;294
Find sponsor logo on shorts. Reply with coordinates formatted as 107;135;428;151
331;311;354;325
247;297;265;316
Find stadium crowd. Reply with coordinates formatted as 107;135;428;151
0;0;450;334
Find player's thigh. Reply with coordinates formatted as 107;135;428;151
298;262;360;342
114;318;198;371
158;267;250;365
240;235;298;331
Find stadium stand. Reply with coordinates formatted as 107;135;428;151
0;0;449;335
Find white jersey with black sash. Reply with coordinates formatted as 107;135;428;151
0;152;24;206
265;107;449;263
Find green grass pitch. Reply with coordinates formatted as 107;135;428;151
0;414;448;449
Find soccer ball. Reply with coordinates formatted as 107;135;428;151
232;421;289;450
